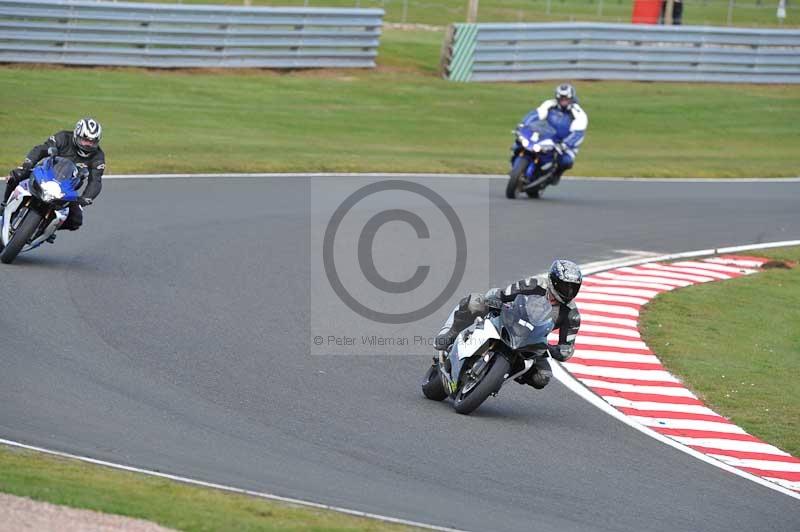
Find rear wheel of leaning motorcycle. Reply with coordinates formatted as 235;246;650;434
0;209;42;264
453;356;510;415
421;364;448;401
505;156;528;199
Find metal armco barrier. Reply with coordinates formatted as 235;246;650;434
0;0;384;69
442;22;800;84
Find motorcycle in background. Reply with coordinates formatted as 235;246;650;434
506;120;562;200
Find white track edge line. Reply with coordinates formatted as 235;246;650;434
550;362;800;501
2;241;799;520
579;240;800;276
0;437;470;532
103;172;800;183
566;239;800;500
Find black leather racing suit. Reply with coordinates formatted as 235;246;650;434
5;131;105;230
434;276;581;389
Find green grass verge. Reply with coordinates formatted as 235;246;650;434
0;445;420;531
126;0;799;28
640;246;800;457
2;30;799;177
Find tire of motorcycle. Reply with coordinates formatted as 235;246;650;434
453;356;511;415
526;187;542;199
421;364;448;401
0;209;42;264
505;156;529;199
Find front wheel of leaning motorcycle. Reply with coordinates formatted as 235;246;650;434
453;355;511;415
421;364;448;401
0;209;42;264
506;155;529;199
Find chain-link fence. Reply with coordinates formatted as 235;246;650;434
142;0;795;27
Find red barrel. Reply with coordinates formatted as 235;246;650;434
631;0;661;24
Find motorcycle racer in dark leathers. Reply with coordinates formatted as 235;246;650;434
3;118;104;238
434;259;582;390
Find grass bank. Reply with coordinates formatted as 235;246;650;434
2;39;799;177
640;247;800;457
125;0;799;28
0;445;420;531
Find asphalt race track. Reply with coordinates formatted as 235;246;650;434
1;177;799;532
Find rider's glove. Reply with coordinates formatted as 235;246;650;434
485;295;503;311
548;344;573;362
483;288;503;311
77;196;94;207
9;160;32;181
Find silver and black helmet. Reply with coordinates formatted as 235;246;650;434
73;117;102;157
548;259;582;304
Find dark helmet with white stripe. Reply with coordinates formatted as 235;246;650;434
73;117;102;157
555;83;576;111
548;259;582;304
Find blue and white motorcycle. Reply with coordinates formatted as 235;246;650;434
1;151;83;264
421;294;555;415
506;119;562;200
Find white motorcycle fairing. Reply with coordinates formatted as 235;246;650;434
1;181;67;252
454;318;500;360
446;319;501;390
446;317;537;392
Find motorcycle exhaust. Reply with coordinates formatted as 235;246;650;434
523;174;550;191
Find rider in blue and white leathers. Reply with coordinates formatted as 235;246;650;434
518;83;588;185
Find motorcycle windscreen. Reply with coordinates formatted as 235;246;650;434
524;120;557;142
32;157;81;199
501;295;554;351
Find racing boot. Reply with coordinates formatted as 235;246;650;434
4;176;17;204
433;330;459;352
550;167;565;186
516;358;553;389
528;370;551;389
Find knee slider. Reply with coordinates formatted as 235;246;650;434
466;293;486;314
62;218;82;231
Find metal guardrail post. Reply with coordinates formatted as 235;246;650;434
467;0;479;23
445;23;478;82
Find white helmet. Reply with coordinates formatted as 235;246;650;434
554;83;576;111
73;117;102;157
